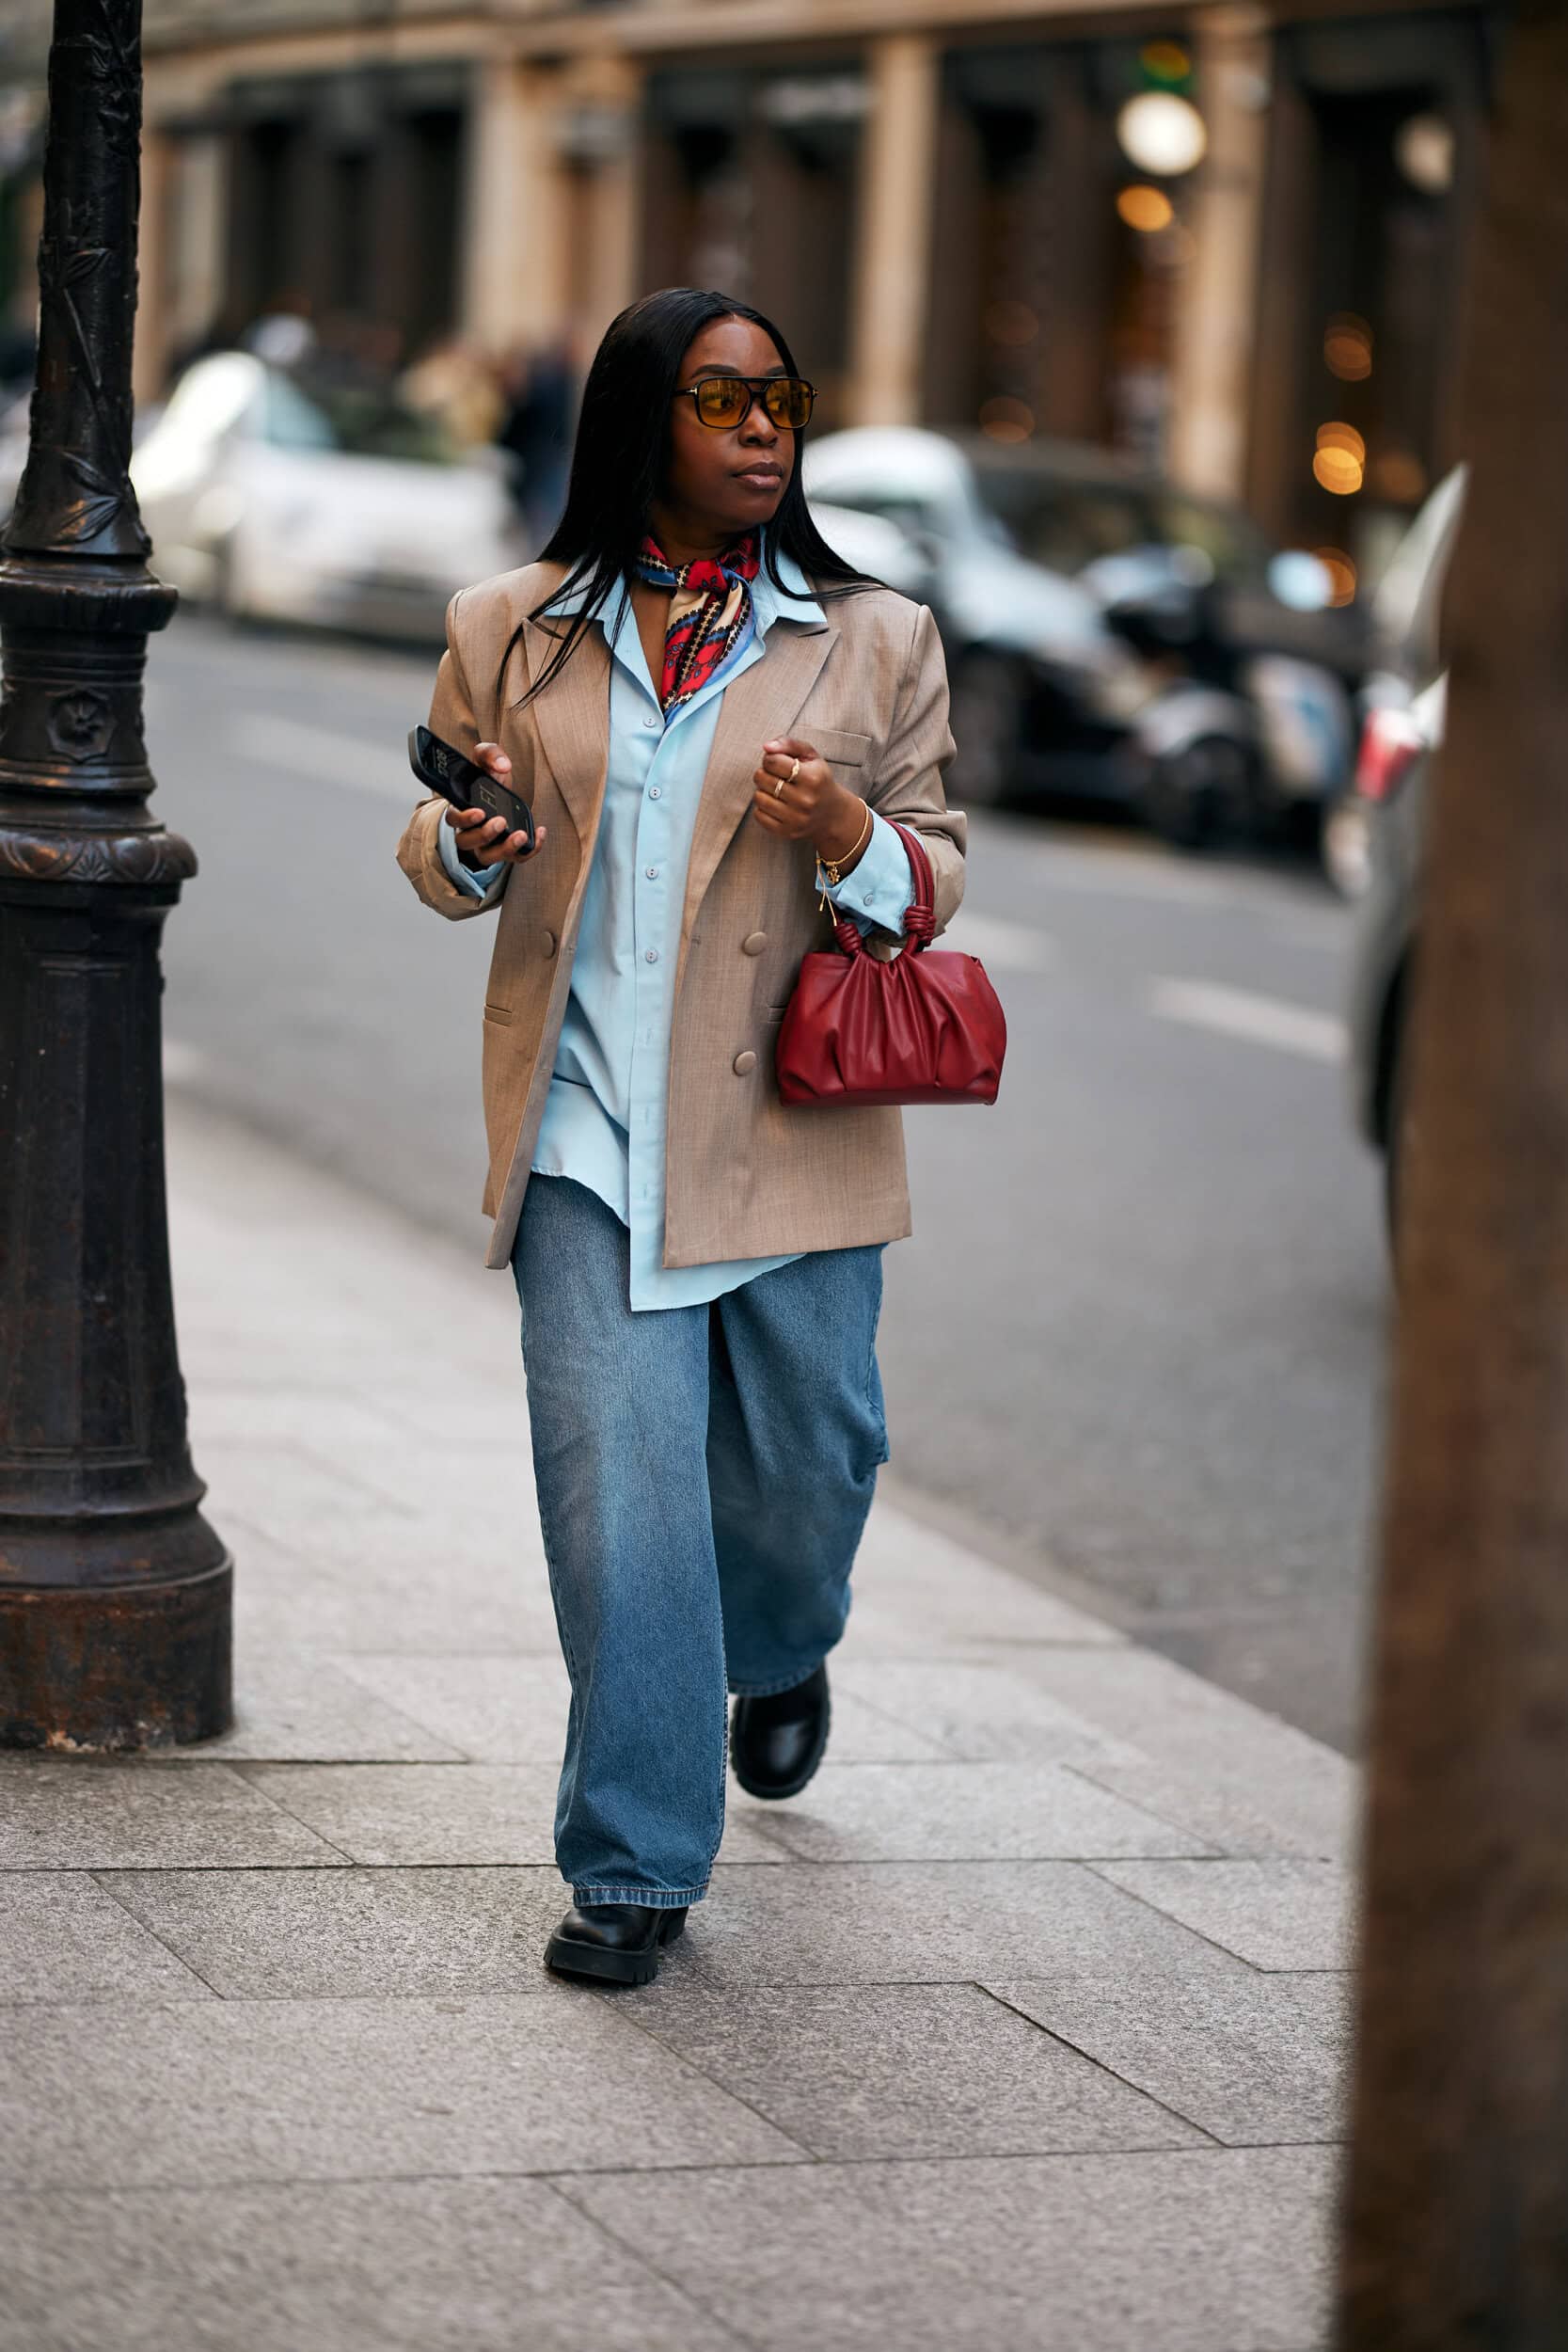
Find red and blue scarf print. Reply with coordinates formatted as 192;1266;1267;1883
634;532;762;713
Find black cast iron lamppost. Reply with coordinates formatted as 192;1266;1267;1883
0;0;230;1745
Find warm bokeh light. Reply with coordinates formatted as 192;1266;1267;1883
1311;547;1359;606
1396;112;1455;194
1371;447;1429;503
1317;421;1367;463
1313;447;1364;495
1117;91;1208;177
1140;40;1192;84
1117;183;1175;233
1323;314;1373;381
984;299;1039;347
978;396;1036;445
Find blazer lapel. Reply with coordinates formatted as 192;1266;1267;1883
518;612;611;852
679;619;837;946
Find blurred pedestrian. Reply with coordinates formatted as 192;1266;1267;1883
496;337;575;553
396;286;964;1985
399;334;504;450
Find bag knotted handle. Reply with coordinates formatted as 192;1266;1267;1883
829;819;937;958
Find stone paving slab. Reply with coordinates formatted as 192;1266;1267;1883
562;2146;1338;2352
1094;1859;1354;1972
229;1523;562;1658
657;1858;1240;1988
169;1656;463;1764
990;1963;1349;2146
1070;1755;1350;1861
1002;1649;1356;1860
847;1507;1123;1652
0;1760;343;1871
0;2178;739;2352
245;1762;789;1867
735;1760;1213;1864
831;1657;1142;1765
0;1874;212;2003
619;1979;1210;2160
0;1994;801;2192
323;1654;575;1760
98;1867;564;2000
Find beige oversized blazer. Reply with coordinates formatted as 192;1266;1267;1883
395;561;966;1271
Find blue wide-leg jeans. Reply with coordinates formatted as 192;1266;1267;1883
513;1175;889;1908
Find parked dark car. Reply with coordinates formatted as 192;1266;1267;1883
805;425;1366;844
1345;467;1466;1228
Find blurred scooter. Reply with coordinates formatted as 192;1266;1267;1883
1086;546;1354;851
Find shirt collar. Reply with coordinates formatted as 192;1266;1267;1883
543;537;827;634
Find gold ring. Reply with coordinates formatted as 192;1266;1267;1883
773;777;786;798
788;756;800;783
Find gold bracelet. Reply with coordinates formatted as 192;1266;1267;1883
817;801;872;908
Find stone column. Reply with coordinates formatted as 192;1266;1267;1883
1167;4;1273;500
463;55;550;352
848;34;939;427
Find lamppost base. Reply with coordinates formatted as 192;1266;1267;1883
0;1534;231;1751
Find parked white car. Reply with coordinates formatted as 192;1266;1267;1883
131;352;521;642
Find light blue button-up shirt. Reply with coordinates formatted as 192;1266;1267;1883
438;548;912;1309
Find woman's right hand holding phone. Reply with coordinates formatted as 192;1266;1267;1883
445;742;546;871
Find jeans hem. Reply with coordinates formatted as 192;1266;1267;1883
570;1883;706;1909
727;1646;837;1701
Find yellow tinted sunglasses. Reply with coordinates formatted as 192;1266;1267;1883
676;374;816;431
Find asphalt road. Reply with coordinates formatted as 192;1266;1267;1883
148;612;1388;1753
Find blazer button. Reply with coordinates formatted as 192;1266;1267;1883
733;1050;757;1076
542;930;557;960
741;930;768;956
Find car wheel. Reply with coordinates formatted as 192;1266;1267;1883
1141;736;1248;851
949;653;1025;808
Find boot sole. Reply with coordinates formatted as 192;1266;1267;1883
730;1692;832;1802
546;1909;686;1988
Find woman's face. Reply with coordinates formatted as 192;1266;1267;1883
659;316;797;545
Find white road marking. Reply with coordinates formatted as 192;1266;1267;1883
941;911;1057;973
229;712;415;803
1149;977;1348;1065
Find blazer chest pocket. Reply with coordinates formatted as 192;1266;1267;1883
813;726;872;772
483;1001;515;1026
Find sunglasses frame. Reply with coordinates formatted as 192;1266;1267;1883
674;373;817;432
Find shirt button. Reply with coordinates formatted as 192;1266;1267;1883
642;716;659;729
649;786;662;799
645;948;658;963
645;866;658;880
733;1050;757;1075
741;930;768;956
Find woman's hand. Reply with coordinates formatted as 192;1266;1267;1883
752;737;868;868
442;742;546;870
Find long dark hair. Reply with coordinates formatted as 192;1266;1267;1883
496;287;872;712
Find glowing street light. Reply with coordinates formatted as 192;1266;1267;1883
1117;90;1208;178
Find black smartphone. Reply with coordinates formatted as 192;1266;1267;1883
407;724;535;854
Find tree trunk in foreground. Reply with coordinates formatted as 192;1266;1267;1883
1337;4;1568;2343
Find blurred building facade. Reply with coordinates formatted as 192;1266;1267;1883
1;0;1495;580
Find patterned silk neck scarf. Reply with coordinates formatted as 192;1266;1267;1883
633;532;762;713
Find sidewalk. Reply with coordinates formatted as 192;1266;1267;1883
2;1097;1356;2352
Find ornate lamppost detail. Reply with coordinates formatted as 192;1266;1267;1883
0;0;231;1746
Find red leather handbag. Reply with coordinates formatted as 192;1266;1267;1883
775;823;1006;1107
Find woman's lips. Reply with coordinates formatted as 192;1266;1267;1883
735;467;783;488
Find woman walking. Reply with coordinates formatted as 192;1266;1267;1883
397;287;964;1984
